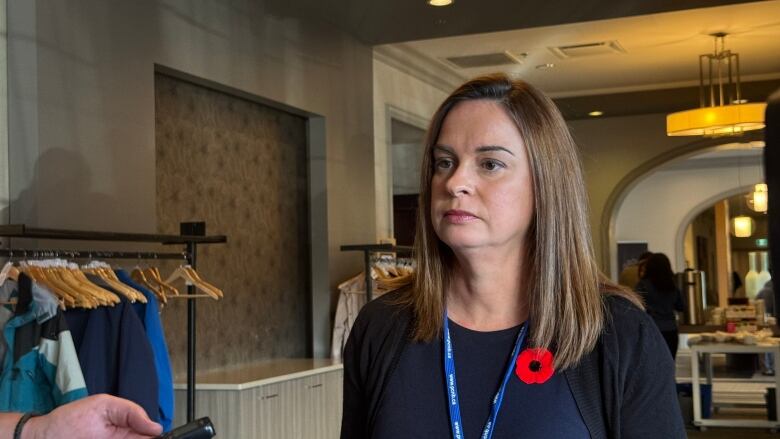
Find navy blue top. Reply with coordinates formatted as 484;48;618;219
373;319;589;439
64;284;159;423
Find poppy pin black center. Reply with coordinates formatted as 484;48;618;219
529;360;542;372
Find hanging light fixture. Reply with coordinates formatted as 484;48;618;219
731;158;755;237
732;215;754;237
667;33;767;136
747;183;768;213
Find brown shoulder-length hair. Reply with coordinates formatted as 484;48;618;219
389;73;640;370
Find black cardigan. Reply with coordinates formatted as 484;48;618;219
341;291;686;438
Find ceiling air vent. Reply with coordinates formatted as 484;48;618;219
549;41;626;59
444;51;526;69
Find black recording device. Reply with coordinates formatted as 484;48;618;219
155;417;216;439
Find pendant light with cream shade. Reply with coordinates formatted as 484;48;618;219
666;33;766;137
731;154;754;238
747;183;768;213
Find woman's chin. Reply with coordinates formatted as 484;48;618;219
440;236;490;252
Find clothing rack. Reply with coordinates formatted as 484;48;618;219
340;244;413;301
0;222;227;423
0;249;188;260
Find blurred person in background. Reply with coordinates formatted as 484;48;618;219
636;253;685;360
619;251;653;290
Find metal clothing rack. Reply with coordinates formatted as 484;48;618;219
340;244;413;301
0;249;188;260
0;222;227;423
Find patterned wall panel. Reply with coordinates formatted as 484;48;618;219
154;73;310;376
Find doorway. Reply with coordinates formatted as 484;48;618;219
390;118;425;246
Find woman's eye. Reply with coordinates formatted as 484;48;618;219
482;159;504;171
435;158;454;170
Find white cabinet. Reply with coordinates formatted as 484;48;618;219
323;370;343;435
300;373;327;438
298;371;342;438
282;370;342;439
174;364;343;439
255;383;282;438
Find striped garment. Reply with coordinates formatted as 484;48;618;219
0;273;87;413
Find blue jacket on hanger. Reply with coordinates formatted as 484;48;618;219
116;269;175;432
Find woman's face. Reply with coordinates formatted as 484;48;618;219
430;99;535;255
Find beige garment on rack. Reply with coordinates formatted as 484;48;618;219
330;270;390;362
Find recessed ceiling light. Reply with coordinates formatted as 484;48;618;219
588;110;604;117
733;99;749;104
536;63;555;70
428;0;453;6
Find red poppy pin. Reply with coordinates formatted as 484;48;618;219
515;348;555;384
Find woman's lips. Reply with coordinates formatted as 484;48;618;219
443;209;478;224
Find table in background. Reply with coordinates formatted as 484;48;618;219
690;343;780;430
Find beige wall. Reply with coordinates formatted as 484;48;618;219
6;0;375;359
0;0;7;224
372;56;449;240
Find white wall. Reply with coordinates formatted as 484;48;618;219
615;163;762;271
567;112;765;277
373;56;449;240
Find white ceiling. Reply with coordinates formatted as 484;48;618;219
380;0;780;98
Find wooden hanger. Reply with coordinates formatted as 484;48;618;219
144;267;180;297
29;262;88;308
46;259;120;308
56;266;105;308
82;260;145;303
84;265;147;303
42;260;97;308
131;267;167;305
130;266;156;293
181;266;223;298
65;262;120;306
101;267;147;303
23;263;83;308
47;264;101;309
53;259;111;308
164;265;220;300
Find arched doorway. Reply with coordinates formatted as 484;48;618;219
603;131;765;279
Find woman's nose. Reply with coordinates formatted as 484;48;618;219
445;165;474;197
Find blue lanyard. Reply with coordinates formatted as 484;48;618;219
443;311;527;439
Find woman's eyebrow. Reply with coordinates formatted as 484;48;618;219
475;145;515;156
433;145;515;156
433;145;455;155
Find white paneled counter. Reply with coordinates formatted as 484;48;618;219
173;359;344;439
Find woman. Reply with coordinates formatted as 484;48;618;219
341;74;684;438
635;253;685;360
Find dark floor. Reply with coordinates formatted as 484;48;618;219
688;427;778;438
